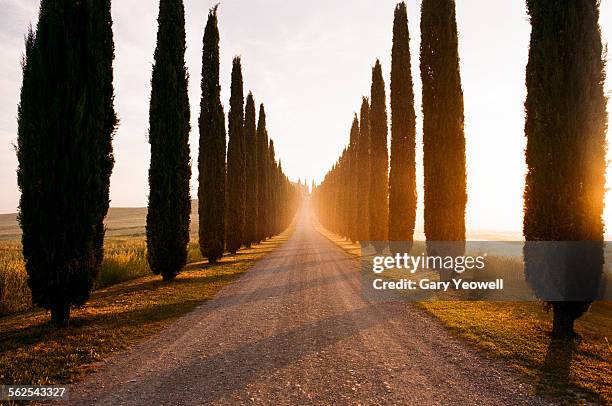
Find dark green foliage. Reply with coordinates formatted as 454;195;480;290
420;0;466;253
198;6;226;263
389;1;417;254
256;104;269;242
146;0;191;281
523;0;607;340
244;92;258;247
356;97;371;244
369;60;389;253
226;57;246;254
17;0;116;324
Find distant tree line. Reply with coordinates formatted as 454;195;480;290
16;2;300;324
314;0;464;256
312;0;607;340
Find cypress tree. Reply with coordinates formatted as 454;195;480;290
226;57;246;254
420;0;466;254
256;104;269;242
275;160;284;235
244;92;258;247
389;2;417;254
146;0;191;281
337;147;348;238
198;6;226;263
369;60;389;253
356;97;371;245
267;139;277;238
17;0;117;324
523;0;607;340
348;116;360;242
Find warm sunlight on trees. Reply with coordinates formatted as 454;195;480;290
420;0;467;254
256;104;270;243
146;0;191;281
357;97;371;245
17;0;116;324
348;115;360;243
369;60;390;253
389;1;417;254
523;0;607;340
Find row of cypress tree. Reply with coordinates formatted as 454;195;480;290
16;2;300;324
200;9;300;262
313;0;608;340
313;0;466;256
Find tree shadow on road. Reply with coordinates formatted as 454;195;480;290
109;304;395;403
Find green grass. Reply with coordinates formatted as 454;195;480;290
316;224;611;405
0;231;290;387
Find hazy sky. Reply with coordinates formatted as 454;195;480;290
1;0;611;234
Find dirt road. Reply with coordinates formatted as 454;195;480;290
69;207;553;405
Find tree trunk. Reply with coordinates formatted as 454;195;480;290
51;304;70;326
552;304;575;341
162;273;177;282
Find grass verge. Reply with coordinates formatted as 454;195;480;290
315;223;611;405
0;236;206;315
0;231;290;387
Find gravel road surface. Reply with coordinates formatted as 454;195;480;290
68;207;554;405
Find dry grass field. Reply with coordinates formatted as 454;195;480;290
0;202;201;315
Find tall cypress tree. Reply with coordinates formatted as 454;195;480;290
347;115;360;242
389;2;417;254
244;92;258;247
275;160;283;235
17;0;117;324
420;0;466;254
356;97;371;245
267;139;277;238
226;57;246;254
369;60;389;253
256;104;269;242
198;6;226;263
146;0;191;281
524;0;607;340
337;147;349;238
